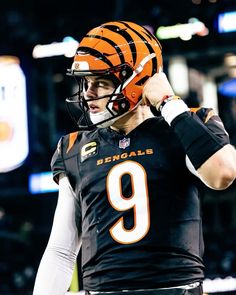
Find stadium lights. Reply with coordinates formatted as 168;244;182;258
156;18;209;40
217;11;236;33
203;276;236;293
201;76;219;112
218;78;236;97
29;171;58;194
168;56;189;98
32;19;209;60
32;36;79;58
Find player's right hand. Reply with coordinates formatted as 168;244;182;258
142;72;175;109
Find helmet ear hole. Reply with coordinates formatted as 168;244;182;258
118;65;133;81
118;99;130;113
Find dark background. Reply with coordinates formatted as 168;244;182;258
0;0;236;294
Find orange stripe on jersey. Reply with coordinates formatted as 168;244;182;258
190;107;201;113
190;107;216;124
66;131;79;153
204;109;216;123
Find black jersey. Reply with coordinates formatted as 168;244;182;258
51;110;223;291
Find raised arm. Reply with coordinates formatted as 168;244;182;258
143;72;236;190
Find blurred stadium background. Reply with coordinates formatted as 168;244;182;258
0;0;236;294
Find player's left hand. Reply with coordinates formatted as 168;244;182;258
142;72;175;109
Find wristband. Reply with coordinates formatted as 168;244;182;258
159;95;181;111
160;96;189;125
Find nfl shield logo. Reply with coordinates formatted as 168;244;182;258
119;138;130;149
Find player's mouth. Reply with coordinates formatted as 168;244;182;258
88;103;100;114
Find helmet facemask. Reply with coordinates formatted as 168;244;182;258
66;64;134;130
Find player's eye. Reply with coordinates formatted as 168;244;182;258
96;79;114;89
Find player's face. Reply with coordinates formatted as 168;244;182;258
84;76;115;114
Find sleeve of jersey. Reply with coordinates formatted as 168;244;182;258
171;107;230;170
50;137;66;184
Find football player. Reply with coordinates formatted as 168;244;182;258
33;21;236;295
